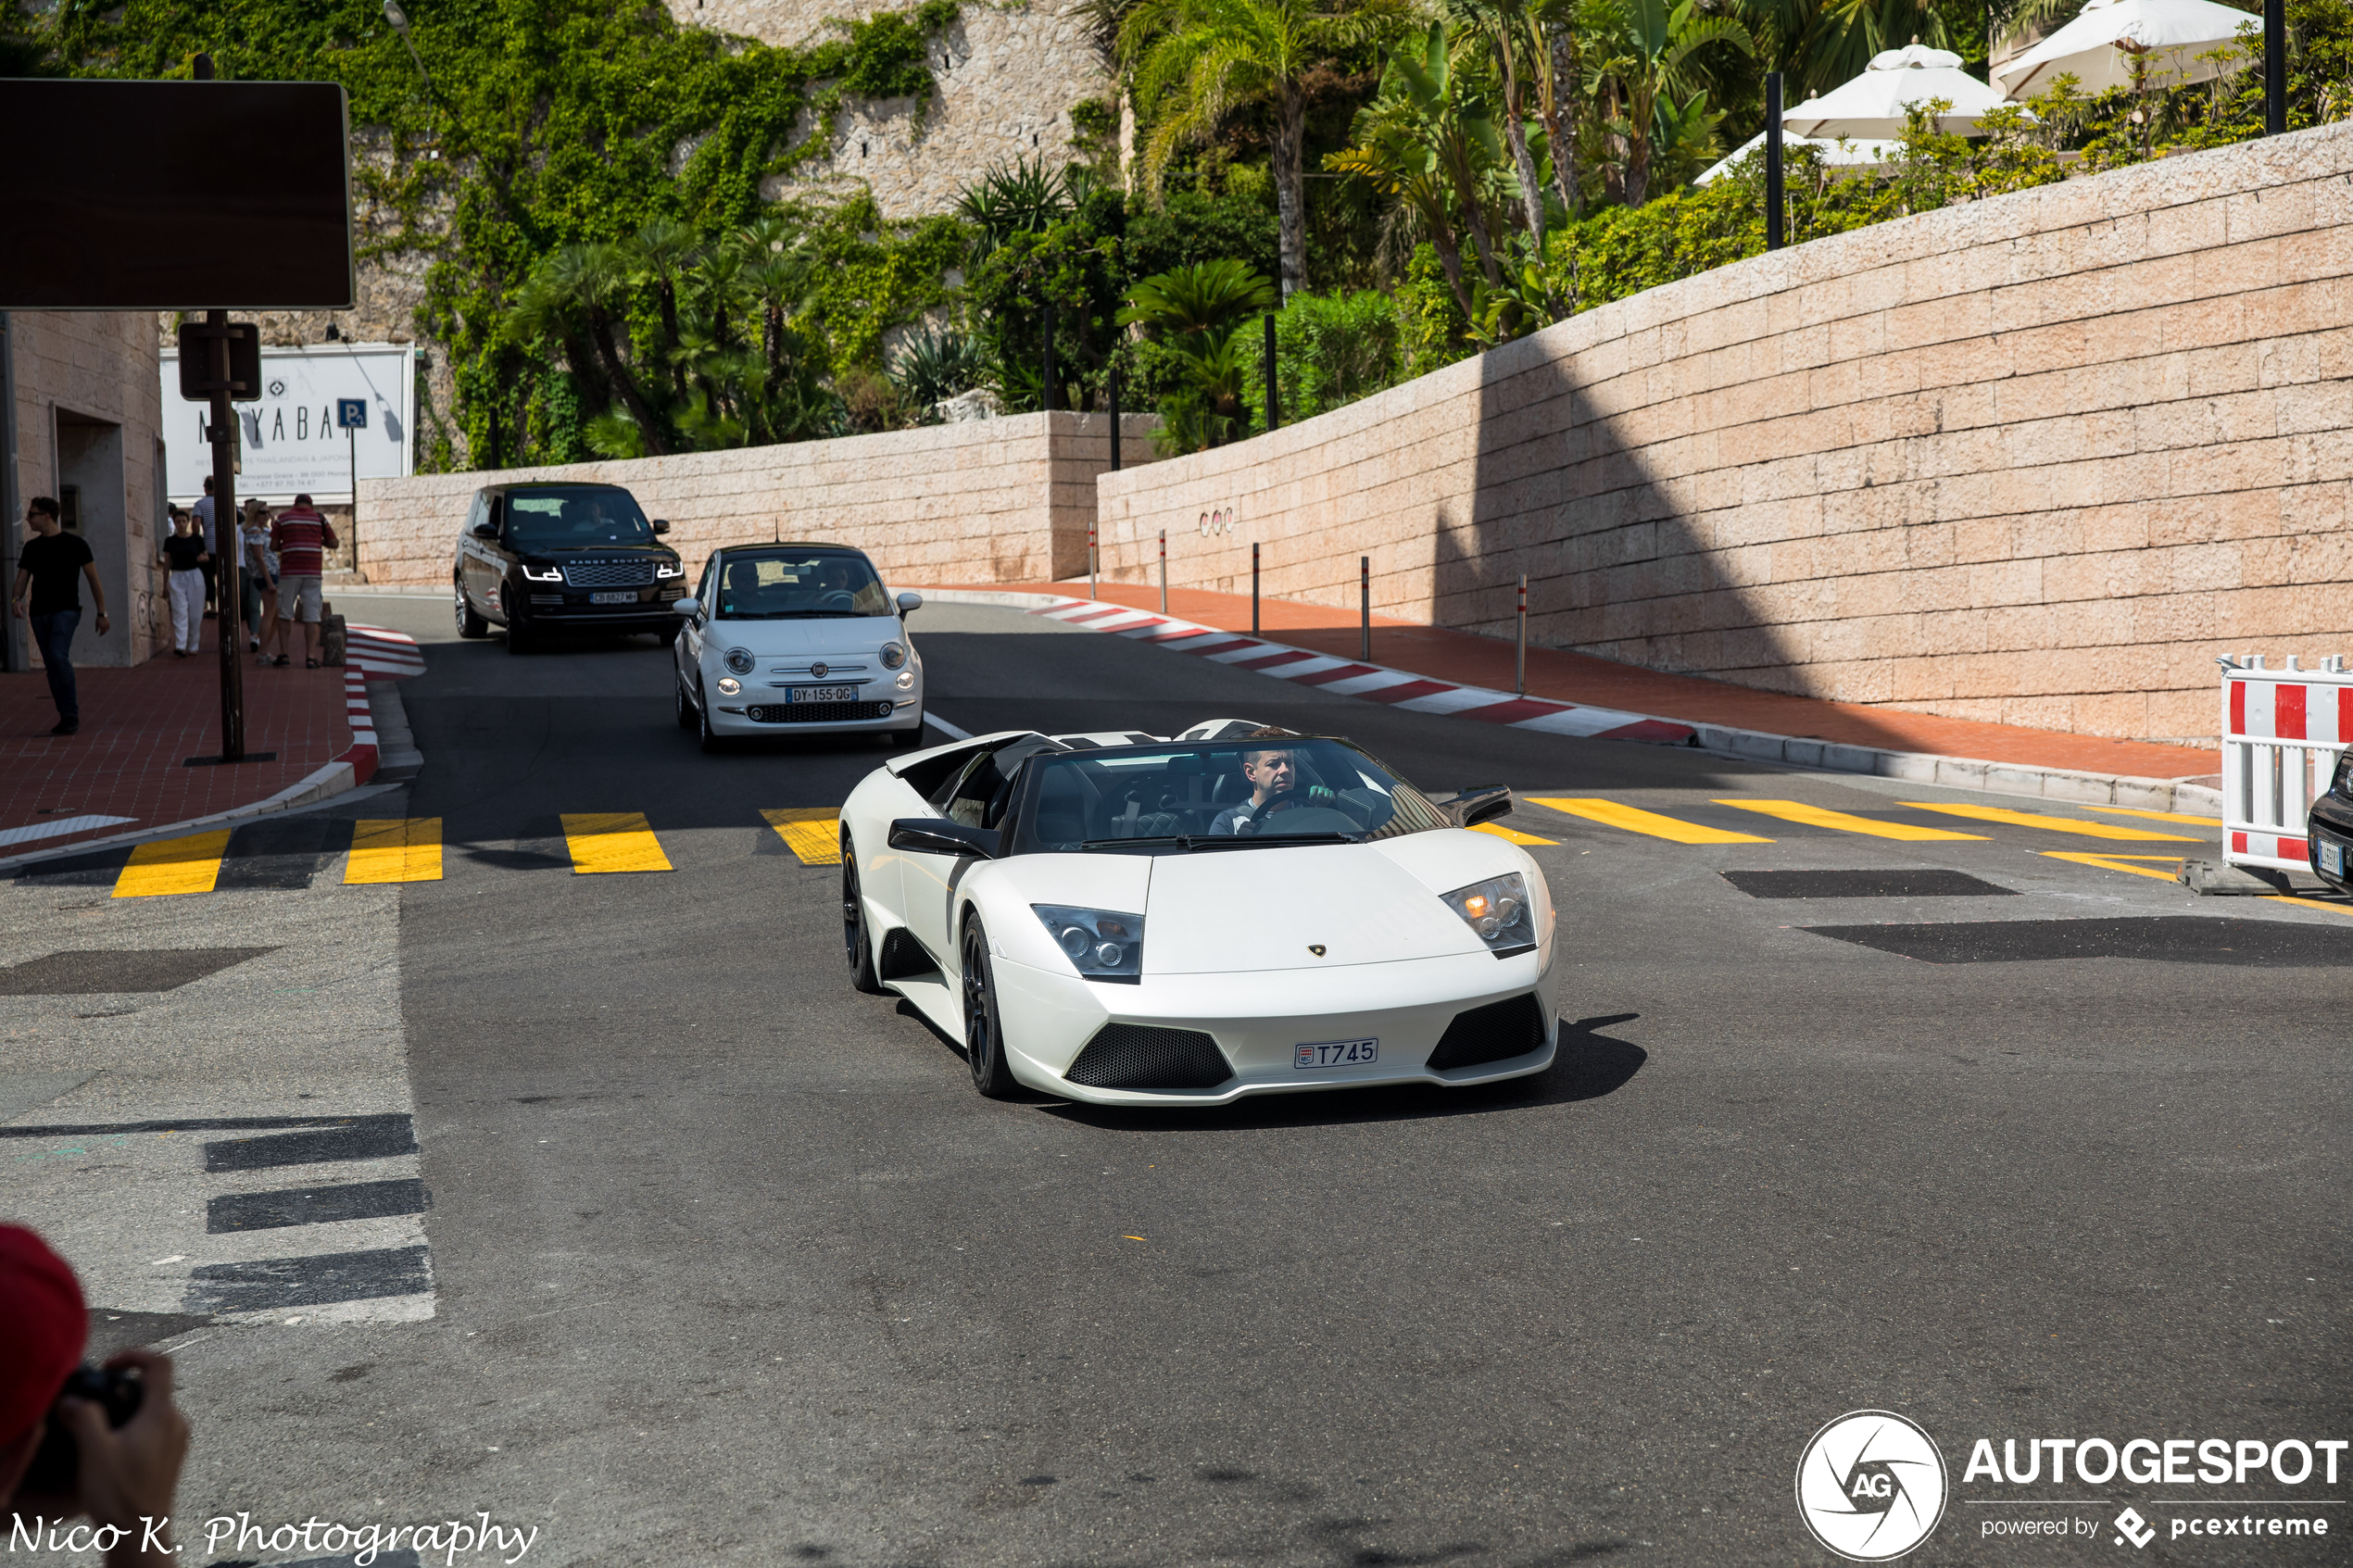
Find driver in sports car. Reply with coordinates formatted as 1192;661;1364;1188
1206;730;1365;835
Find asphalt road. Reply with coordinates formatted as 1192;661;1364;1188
6;594;2351;1567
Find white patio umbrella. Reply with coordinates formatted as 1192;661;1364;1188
1992;0;2259;98
1693;127;1900;184
1782;44;2020;138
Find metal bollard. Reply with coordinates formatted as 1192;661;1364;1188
1516;575;1527;696
1252;542;1260;637
1359;557;1370;662
1159;529;1167;613
1088;523;1097;601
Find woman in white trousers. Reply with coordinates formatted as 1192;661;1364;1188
162;509;208;656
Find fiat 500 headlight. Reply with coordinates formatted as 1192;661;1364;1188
715;676;742;696
724;647;754;675
1033;905;1143;984
880;641;907;670
1440;872;1536;955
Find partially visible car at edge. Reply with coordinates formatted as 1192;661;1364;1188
2308;746;2353;893
452;482;686;653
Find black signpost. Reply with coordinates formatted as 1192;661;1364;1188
177;314;261;760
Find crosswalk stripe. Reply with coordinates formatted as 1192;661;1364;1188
560;812;673;874
1714;798;1990;841
1899;803;2203;842
1526;797;1773;845
113;831;233;898
1467;822;1560;847
345;819;444;884
2038;851;2187;882
761;809;842;865
2087;805;2224;826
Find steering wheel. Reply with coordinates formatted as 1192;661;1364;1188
1252;805;1363;836
818;589;857;612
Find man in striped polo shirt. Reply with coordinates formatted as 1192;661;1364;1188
268;493;339;668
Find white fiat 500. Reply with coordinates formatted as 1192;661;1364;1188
837;727;1556;1104
673;543;925;750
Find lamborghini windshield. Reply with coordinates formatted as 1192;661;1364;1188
1017;737;1453;852
713;549;892;619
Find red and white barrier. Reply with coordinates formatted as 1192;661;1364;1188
2221;655;2350;872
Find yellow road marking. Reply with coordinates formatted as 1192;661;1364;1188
2038;851;2187;883
1467;822;1559;847
2087;805;2223;826
112;831;233;898
345;818;444;884
2261;894;2353;918
1713;798;1988;841
560;812;673;874
1899;803;2202;842
1527;797;1772;845
761;808;842;865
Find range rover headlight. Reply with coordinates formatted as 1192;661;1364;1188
1441;872;1536;955
1032;905;1143;984
715;676;742;696
724;647;755;675
520;563;563;583
880;641;907;670
656;559;685;579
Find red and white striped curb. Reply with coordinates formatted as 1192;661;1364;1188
346;624;427;679
1012;595;1696;745
338;663;378;786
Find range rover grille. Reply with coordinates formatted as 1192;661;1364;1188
561;559;656;589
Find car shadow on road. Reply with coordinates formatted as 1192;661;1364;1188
1033;1011;1649;1133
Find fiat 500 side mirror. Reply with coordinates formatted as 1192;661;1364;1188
1443;785;1513;829
888;818;995;859
650;519;671;533
468;521;497;540
671;597;699;618
896;591;924;616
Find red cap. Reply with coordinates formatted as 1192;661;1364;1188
0;1226;86;1448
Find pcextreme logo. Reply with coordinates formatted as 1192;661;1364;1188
1796;1411;1950;1561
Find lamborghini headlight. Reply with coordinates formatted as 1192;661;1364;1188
1033;904;1143;984
1441;872;1535;955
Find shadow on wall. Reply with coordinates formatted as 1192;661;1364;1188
1445;335;1936;757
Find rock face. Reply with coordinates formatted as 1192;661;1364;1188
725;0;1111;220
937;387;1002;422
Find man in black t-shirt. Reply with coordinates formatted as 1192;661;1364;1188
9;496;109;735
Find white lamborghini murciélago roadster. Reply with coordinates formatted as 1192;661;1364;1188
837;721;1558;1104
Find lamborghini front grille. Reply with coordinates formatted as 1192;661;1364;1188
1425;994;1547;1071
1065;1023;1233;1091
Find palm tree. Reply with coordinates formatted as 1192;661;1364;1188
1117;259;1279;347
623;217;702;401
1446;0;1552;246
538;242;669;455
1122;0;1402;300
1584;0;1752;206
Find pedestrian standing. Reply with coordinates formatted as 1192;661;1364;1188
190;476;219;620
240;498;278;659
8;496;109;735
160;508;208;657
268;492;337;669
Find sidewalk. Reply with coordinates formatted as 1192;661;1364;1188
1;616;364;857
929;580;2219;788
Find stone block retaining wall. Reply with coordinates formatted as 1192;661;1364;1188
354;411;1159;591
1098;121;2353;748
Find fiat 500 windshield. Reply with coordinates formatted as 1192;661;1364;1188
1024;738;1453;851
714;550;893;619
505;487;657;549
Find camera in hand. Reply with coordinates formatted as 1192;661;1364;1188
19;1364;143;1498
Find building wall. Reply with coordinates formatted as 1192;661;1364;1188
355;410;1161;589
6;311;167;670
1098;121;2353;749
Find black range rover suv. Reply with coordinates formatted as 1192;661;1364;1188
453;482;688;653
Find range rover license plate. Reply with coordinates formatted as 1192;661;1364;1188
589;591;635;605
2323;838;2347;878
1295;1037;1377;1070
790;685;858;704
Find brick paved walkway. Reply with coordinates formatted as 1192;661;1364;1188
938;580;2220;784
1;616;359;856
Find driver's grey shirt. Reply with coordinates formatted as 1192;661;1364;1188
1206;801;1258;836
